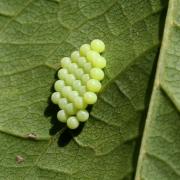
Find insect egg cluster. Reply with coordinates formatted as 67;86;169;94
51;39;106;129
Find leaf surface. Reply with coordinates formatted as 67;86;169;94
0;0;172;179
135;0;180;179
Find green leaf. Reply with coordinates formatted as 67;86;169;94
1;0;179;179
135;0;180;179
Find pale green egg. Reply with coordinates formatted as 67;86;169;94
86;50;100;63
91;39;105;53
57;110;68;123
54;80;65;92
65;74;76;85
83;62;92;73
81;74;90;85
51;92;61;104
68;91;79;102
64;103;77;115
74;68;84;79
72;80;82;91
58;98;68;109
76;110;89;122
77;57;87;68
78;86;86;96
80;44;91;56
92;56;106;69
71;51;80;63
61;57;71;68
84;92;97;104
87;79;101;93
67;116;79;129
61;86;72;97
67;63;78;74
74;96;85;109
90;68;104;80
58;68;68;80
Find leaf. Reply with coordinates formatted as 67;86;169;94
135;0;180;179
0;0;175;179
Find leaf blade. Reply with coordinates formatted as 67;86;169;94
135;0;180;179
0;0;168;179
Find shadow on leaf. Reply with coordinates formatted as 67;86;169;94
58;123;84;147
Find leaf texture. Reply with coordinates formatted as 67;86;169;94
0;0;169;179
135;0;180;179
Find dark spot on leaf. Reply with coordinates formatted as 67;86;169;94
16;155;24;164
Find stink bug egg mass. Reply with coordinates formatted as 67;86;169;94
51;39;106;129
